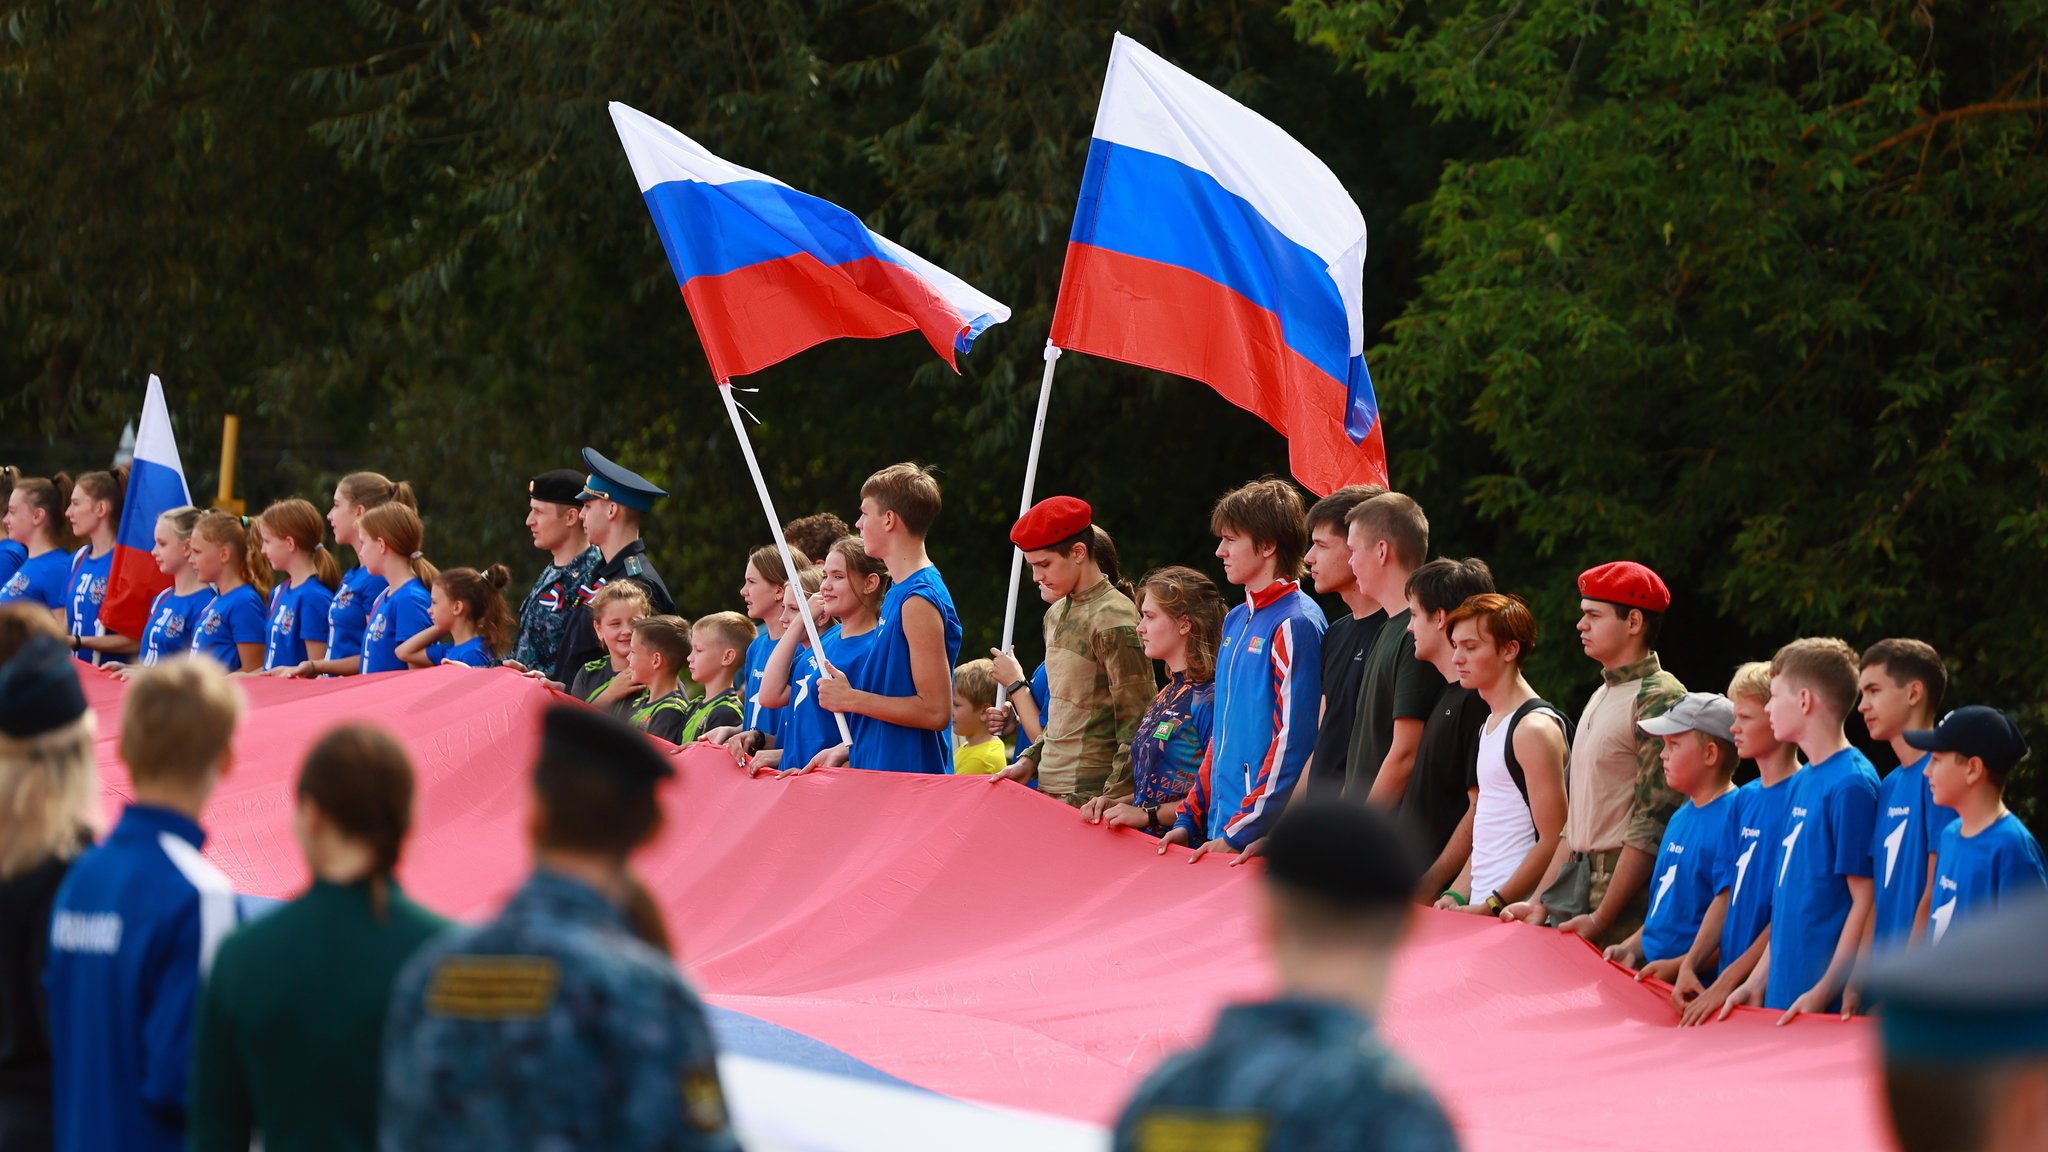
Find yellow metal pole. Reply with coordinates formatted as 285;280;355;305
215;415;245;515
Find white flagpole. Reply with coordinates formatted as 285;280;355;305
719;383;854;747
994;342;1062;706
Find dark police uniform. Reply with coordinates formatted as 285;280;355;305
550;448;675;685
511;469;603;673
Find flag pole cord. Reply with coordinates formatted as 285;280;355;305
994;342;1063;706
719;382;854;748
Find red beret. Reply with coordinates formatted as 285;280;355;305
1578;561;1671;614
1011;496;1093;552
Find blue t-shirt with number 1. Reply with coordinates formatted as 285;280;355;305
1765;746;1879;1011
265;578;337;670
740;630;784;740
1870;754;1959;951
1716;772;1799;969
1927;813;2048;945
1641;787;1740;967
361;578;432;674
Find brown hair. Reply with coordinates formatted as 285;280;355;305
630;614;693;667
829;535;890;612
296;724;416;919
257;498;342;591
437;565;515;658
533;755;663;858
192;510;275;600
1860;638;1948;710
73;466;130;531
747;544;815;589
1345;491;1429;570
1210;477;1310;578
0;602;66;663
1770;637;1861;720
1727;661;1774;706
860;464;942;536
11;473;78;550
783;514;851;564
1306;484;1387;535
589;580;654;617
1446;592;1538;663
357;503;438;589
954;657;998;710
1139;565;1227;682
1404;557;1496;618
337;472;418;512
122;655;244;787
692;610;757;656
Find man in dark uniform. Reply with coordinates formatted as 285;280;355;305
380;704;737;1151
1115;799;1459;1151
1864;892;2048;1152
508;469;602;674
549;447;675;685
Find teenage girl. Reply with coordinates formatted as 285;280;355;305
761;536;888;777
0;467;24;588
396;565;513;669
127;507;214;667
255;498;341;671
354;504;436;675
1081;566;1224;836
297;472;416;677
0;473;78;617
61;469;139;665
189;511;272;672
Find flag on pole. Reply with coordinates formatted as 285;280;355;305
609;102;1011;382
1049;34;1387;495
102;375;190;639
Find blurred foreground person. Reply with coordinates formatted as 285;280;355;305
1116;799;1458;1151
380;704;737;1151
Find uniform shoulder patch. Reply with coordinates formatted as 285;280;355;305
681;1064;729;1133
1134;1112;1267;1152
624;555;645;577
424;955;560;1021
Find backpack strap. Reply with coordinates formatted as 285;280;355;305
1502;698;1574;831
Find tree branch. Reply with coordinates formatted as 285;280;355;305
1854;98;2048;166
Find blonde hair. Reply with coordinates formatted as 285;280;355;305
122;656;245;787
693;610;757;657
0;711;100;879
954;657;998;710
589;580;654;618
192;510;275;600
1727;661;1774;706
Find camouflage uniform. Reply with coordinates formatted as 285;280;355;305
1114;997;1459;1152
379;870;738;1152
510;545;602;672
1020;578;1156;805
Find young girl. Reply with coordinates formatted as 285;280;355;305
1082;566;1224;837
132;507;214;667
735;545;814;745
396;565;514;669
189;511;272;672
306;472;416;676
569;582;655;709
0;467;24;589
256;498;341;671
0;473;79;618
763;536;888;776
62;468;139;664
354;504;436;676
720;565;823;770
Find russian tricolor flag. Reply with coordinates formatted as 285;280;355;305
609;103;1010;383
1051;34;1388;495
102;375;190;639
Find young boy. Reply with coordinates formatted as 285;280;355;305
46;656;245;1152
626;615;694;743
566;581;653;709
1603;693;1741;983
1675;662;1804;1026
951;658;1008;777
1161;478;1325;859
671;612;754;746
1858;639;1956;952
1395;557;1496;897
1735;637;1879;1022
1300;484;1384;798
1916;706;2047;943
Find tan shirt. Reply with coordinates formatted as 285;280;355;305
1562;653;1685;856
1023;578;1155;799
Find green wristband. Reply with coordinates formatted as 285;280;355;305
1441;889;1468;906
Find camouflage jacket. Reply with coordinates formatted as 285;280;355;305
1023;578;1157;801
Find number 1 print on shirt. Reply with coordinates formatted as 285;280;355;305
1929;897;1956;943
1778;821;1804;887
1732;840;1757;902
1650;864;1677;920
1882;820;1907;885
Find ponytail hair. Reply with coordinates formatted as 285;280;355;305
1138;565;1226;682
192;510;274;600
436;564;514;658
74;466;129;527
257;498;342;590
748;544;814;588
337;472;418;513
828;535;890;612
295;724;416;920
156;505;203;542
357;503;437;588
13;473;78;550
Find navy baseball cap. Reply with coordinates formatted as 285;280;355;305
0;634;89;738
1904;706;2029;776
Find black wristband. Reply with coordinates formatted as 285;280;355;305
1144;804;1160;830
1006;679;1029;700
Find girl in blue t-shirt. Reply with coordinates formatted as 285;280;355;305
121;506;214;669
354;503;437;675
723;564;823;771
772;536;889;775
0;472;77;619
256;498;342;671
189;510;272;672
287;472;415;678
0;467;25;589
61;468;139;666
395;564;513;669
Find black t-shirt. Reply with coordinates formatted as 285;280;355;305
0;851;77;1110
1394;684;1490;865
1306;610;1386;797
549;539;675;683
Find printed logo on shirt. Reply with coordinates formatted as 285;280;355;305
2;573;25;597
156;608;187;640
1887;806;1912;819
1152;719;1179;741
201;610;225;637
1246;636;1264;655
50;910;123;954
273;602;296;635
87;575;107;605
424;956;560;1020
334;585;355;610
365;612;387;644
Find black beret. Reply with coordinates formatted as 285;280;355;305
1261;799;1421;912
0;634;88;739
528;469;588;507
540;703;674;787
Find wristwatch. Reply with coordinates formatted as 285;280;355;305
1484;891;1507;914
1143;804;1160;830
1006;679;1030;701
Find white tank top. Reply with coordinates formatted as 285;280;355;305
1470;709;1541;901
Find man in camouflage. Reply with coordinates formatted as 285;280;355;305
507;469;601;673
1115;799;1459;1152
996;497;1156;807
379;705;737;1152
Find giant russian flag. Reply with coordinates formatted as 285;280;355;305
1050;34;1387;495
100;375;189;639
609;102;1011;382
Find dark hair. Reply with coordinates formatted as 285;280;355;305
1138;566;1226;682
783;514;851;564
748;544;815;587
1210;477;1310;578
1305;484;1387;535
1404;557;1497;618
437;565;515;657
1050;524;1136;602
0;601;66;663
73;466;129;532
337;472;418;512
1882;1062;2006;1152
828;535;890;612
297;724;416;920
12;473;78;550
630;614;693;667
1345;491;1429;570
534;756;663;858
1861;638;1948;710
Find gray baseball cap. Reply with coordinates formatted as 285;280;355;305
1639;692;1736;743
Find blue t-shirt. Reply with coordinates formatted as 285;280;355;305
0;548;72;612
781;625;882;773
847;566;963;774
64;547;115;663
1009;663;1052;760
361;578;432;674
1870;754;1959;951
0;538;25;588
740;630;784;740
1716;772;1799;968
426;637;494;668
1765;746;1878;1011
265;577;338;670
1642;788;1740;966
192;584;267;672
1928;813;2048;945
138;586;217;666
326;566;387;661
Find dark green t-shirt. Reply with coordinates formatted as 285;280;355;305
1343;608;1447;798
